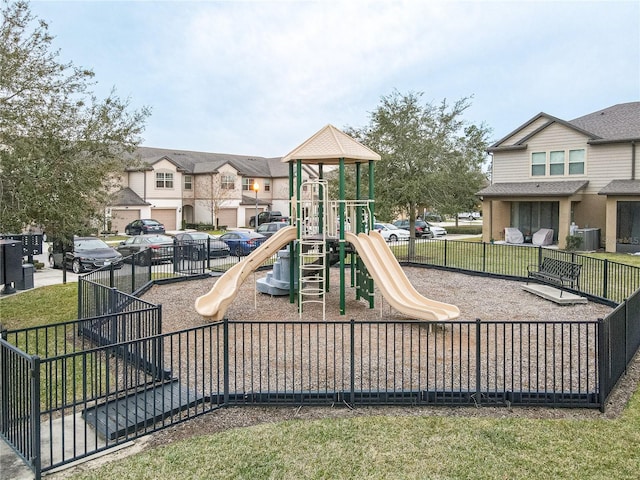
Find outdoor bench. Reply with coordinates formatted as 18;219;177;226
527;257;582;297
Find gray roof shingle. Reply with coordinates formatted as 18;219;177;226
110;187;150;206
598;180;640;195
133;146;315;178
569;102;640;141
477;180;589;197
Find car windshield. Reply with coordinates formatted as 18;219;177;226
147;235;172;242
75;239;109;250
385;224;400;230
188;233;208;240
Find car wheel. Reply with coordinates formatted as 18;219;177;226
389;234;398;242
48;255;56;269
234;246;244;257
72;259;82;274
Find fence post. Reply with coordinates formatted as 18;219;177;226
109;287;118;345
475;318;482;406
597;317;608;413
223;318;229;405
154;305;165;380
109;263;115;289
482;243;487;273
603;259;609;300
0;329;8;434
537;246;542;268
350;319;355;405
31;355;42;480
443;239;448;267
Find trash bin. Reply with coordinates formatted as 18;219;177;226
16;263;34;290
1;239;22;294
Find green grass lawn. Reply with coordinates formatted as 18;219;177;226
3;248;640;479
66;396;640;480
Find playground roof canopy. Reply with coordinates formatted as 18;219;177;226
282;124;381;165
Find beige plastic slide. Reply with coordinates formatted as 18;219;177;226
195;226;297;320
346;231;460;321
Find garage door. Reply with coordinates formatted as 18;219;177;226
217;208;237;229
111;210;139;235
151;209;176;230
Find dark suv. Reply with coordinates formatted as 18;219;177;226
256;221;289;238
392;219;434;238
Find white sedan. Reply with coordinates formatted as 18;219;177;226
373;223;411;242
425;221;447;237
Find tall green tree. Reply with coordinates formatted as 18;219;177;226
0;0;149;242
345;90;490;246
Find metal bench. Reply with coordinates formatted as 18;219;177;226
527;257;582;297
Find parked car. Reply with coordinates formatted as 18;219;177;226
173;232;230;260
423;212;443;222
256;221;290;238
424;221;447;237
373;223;410;242
116;234;174;265
392;219;434;238
49;237;123;273
124;219;166;235
219;231;266;256
457;212;482;221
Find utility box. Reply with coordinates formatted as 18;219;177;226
575;228;601;251
0;239;22;294
16;263;34;290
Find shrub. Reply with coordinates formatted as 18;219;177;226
565;235;583;251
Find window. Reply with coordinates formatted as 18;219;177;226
221;174;235;190
243;178;256;191
549;151;565;176
531;149;585;177
156;171;173;189
569;149;585;174
531;152;546;176
264;179;271;192
183;175;192;190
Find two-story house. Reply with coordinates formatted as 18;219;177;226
107;147;318;233
478;102;640;253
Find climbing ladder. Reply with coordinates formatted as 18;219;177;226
298;180;328;319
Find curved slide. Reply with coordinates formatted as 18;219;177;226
346;231;460;321
195;226;297;320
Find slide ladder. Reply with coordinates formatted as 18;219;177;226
298;179;328;319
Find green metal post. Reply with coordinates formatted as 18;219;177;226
289;161;296;304
296;160;303;312
339;157;346;315
368;160;375;308
369;160;375;228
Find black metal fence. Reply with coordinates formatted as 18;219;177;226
0;313;608;476
3;237;640;478
407;239;640;304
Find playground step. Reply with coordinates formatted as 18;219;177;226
82;379;204;441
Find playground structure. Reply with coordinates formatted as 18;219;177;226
195;124;459;321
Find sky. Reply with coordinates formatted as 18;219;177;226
27;0;640;158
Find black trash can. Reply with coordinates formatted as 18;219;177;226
0;239;22;294
16;263;34;290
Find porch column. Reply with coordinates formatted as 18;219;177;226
558;199;572;249
605;197;617;253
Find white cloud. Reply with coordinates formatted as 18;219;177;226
29;0;639;155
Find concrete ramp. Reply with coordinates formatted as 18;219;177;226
522;284;587;305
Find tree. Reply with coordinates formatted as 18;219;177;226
345;90;490;251
0;1;149;243
197;173;235;228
